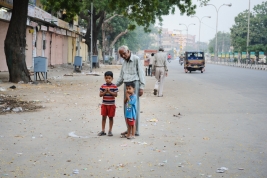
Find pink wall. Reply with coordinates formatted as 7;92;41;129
50;33;56;65
62;36;68;64
55;35;63;65
0;21;8;71
0;21;33;71
36;31;42;57
45;32;51;65
1;20;73;70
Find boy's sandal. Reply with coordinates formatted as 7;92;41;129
121;131;127;135
127;136;135;139
120;134;127;138
97;131;106;136
108;131;113;136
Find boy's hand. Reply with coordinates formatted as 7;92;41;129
107;88;110;93
126;92;130;97
126;92;130;99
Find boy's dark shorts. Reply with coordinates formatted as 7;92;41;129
101;104;116;117
127;118;135;126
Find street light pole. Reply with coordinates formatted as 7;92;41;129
205;3;231;61
90;2;93;73
179;23;195;51
191;16;211;51
247;0;250;61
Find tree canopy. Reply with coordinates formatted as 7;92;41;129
230;1;267;53
116;25;158;53
41;0;209;54
208;32;231;54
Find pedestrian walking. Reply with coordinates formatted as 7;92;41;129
148;53;154;76
116;45;145;137
124;82;137;139
98;71;118;136
167;53;172;63
152;47;168;97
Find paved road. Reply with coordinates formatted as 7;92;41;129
0;61;266;177
143;60;267;177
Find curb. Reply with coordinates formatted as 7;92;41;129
207;62;267;71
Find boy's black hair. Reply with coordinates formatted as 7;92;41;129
125;82;135;88
104;71;113;78
151;53;154;56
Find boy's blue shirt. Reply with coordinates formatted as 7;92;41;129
125;94;137;120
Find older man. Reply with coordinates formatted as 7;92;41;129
116;45;145;136
152;47;168;97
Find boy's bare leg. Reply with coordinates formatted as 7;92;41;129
121;119;128;135
127;124;131;138
102;116;107;132
108;117;113;132
132;123;136;138
121;118;128;136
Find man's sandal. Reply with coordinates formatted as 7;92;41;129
153;89;157;95
97;131;106;136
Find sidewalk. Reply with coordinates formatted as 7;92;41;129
207;61;267;71
0;64;166;177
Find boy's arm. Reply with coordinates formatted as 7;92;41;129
99;87;107;97
108;91;118;97
107;87;118;97
128;95;137;105
124;92;130;104
99;91;106;97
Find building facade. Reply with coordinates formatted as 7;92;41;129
0;0;88;72
154;27;196;56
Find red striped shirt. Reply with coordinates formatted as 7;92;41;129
100;83;118;105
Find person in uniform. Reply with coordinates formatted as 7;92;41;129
152;47;168;97
116;45;146;136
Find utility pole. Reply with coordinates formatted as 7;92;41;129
246;0;250;60
222;32;225;62
222;31;225;54
191;16;211;51
179;23;195;51
90;2;93;73
205;3;231;61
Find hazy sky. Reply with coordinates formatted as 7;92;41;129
157;0;265;43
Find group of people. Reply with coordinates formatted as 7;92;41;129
98;45;168;139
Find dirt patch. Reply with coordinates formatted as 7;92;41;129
0;94;43;115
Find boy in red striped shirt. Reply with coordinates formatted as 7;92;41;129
98;71;118;136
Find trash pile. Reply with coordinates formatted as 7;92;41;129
0;94;43;114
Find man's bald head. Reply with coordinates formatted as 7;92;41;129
118;45;131;60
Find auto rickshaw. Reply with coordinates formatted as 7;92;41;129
184;51;205;73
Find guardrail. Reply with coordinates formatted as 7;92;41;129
207;61;267;71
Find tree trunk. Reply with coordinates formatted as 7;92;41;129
4;0;31;83
85;11;105;56
110;29;128;49
102;23;106;62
